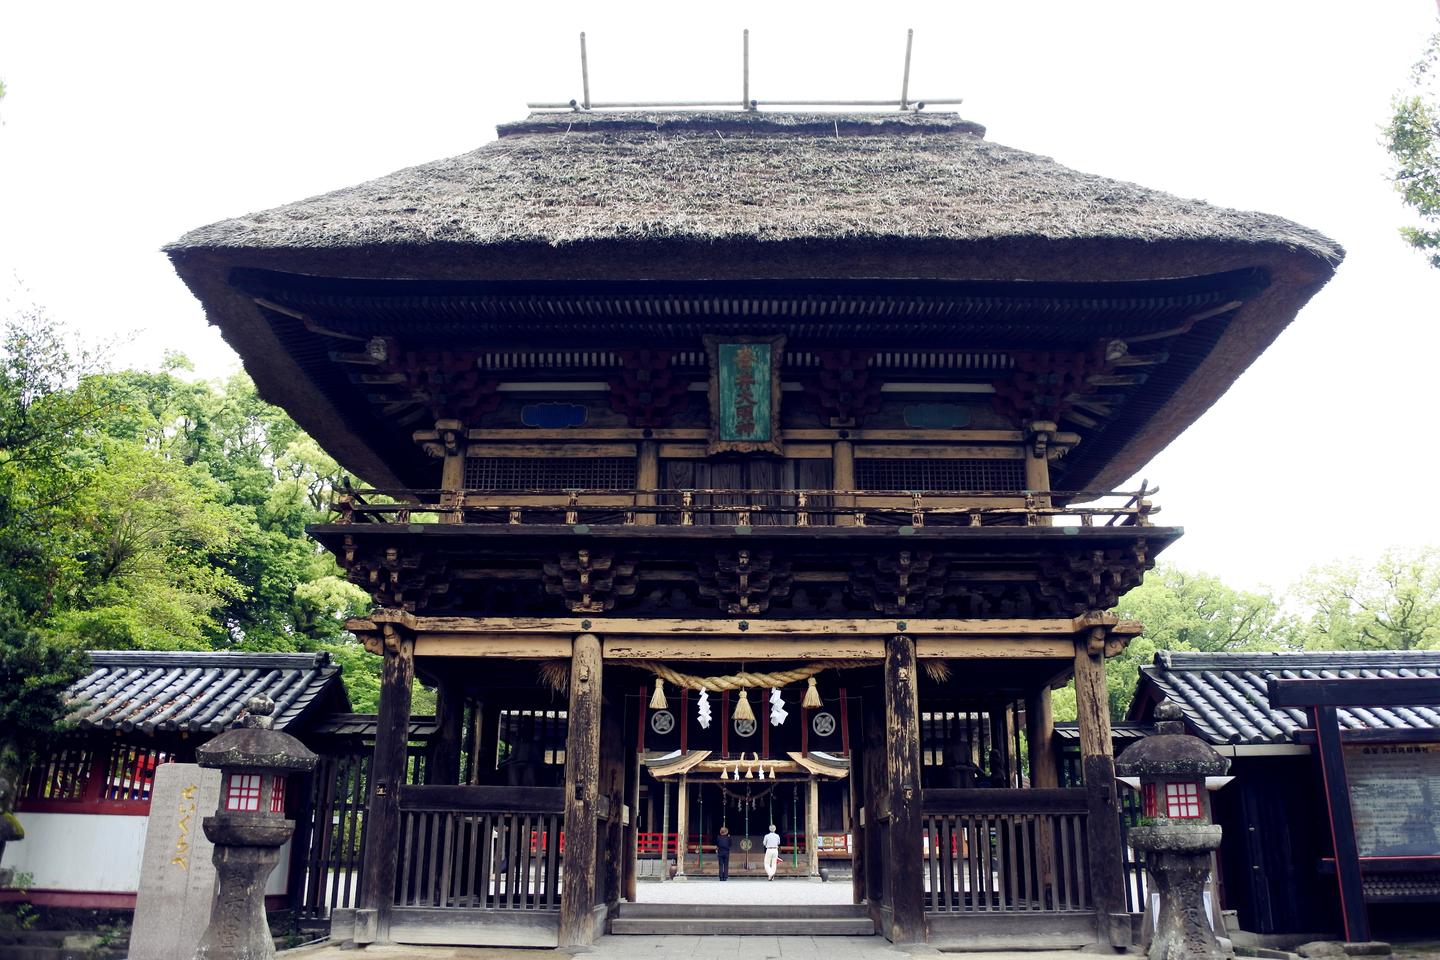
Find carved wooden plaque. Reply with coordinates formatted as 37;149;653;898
705;334;785;455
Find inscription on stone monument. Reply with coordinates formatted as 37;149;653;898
131;764;223;960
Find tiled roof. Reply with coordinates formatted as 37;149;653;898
1053;721;1150;741
1131;650;1440;745
66;651;348;734
310;713;438;739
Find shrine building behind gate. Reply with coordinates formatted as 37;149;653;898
166;110;1341;948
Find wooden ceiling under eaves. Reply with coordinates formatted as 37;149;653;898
237;268;1265;490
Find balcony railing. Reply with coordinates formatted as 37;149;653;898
331;485;1157;529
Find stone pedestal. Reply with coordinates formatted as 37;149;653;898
1132;824;1225;960
194;818;292;960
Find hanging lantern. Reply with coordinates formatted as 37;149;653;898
803;676;822;709
733;688;755;723
650;678;668;710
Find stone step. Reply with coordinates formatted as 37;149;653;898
610;917;879;936
617;902;870;920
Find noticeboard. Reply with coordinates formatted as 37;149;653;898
1345;743;1440;857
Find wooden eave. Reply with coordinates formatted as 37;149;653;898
236;268;1266;490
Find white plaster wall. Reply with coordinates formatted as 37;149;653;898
0;811;293;896
1;812;148;891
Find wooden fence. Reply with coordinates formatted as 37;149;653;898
922;789;1092;914
393;785;565;912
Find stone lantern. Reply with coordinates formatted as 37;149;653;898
1116;700;1231;960
193;694;317;960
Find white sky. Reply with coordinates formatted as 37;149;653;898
2;1;1438;594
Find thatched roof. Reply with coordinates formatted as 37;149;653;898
171;112;1338;256
167;112;1342;489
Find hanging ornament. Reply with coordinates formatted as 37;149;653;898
803;676;822;709
650;678;668;710
744;759;755;779
769;688;788;726
697;689;712;729
733;687;755;723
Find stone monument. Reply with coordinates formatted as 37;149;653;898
1117;701;1232;960
193;695;316;960
131;763;224;960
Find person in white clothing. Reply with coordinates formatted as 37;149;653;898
762;824;781;880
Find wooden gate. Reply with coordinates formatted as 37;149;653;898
294;747;429;919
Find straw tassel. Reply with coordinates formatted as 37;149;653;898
733;687;755;723
803;676;822;709
649;678;668;710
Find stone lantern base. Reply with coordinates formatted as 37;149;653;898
194;816;295;960
1131;824;1226;960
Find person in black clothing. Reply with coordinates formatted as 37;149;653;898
716;825;732;880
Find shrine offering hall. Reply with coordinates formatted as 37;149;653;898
167;111;1341;947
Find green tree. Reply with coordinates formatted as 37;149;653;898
1054;564;1298;721
1387;20;1440;267
1297;547;1440;651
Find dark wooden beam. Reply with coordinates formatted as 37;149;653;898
1268;676;1440;708
558;633;603;947
359;625;414;943
1313;704;1371;943
884;635;925;944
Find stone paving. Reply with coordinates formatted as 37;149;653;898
279;941;1101;960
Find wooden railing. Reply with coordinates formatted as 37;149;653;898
393;785;564;911
333;485;1157;529
922;789;1093;914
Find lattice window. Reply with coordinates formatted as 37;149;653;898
225;773;263;812
463;457;637;491
100;743;167;802
18;742;94;802
855;458;1025;492
1163;781;1202;819
270;775;287;813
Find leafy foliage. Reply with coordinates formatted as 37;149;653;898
0;307;379;725
1387;21;1440;268
1297;547;1440;651
1054;564;1300;721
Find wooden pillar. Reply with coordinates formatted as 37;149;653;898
659;780;671;873
862;689;886;908
429;679;463;785
1024;420;1054;526
674;776;689;878
833;438;856;525
1026;688;1058;789
807;775;820;877
558;633;602;947
358;623;413;943
1313;704;1371;943
599;686;626;908
849;697;867;906
473;700;500;784
1027;687;1059;904
636;439;659;525
1074;632;1128;946
622;731;639;903
989;705;1011;785
436;419;467;521
884;635;925;944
